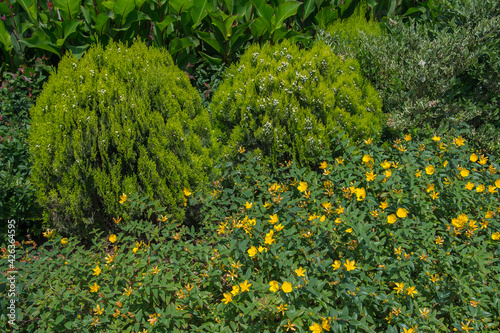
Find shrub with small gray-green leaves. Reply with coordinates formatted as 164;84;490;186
29;41;218;237
209;39;383;170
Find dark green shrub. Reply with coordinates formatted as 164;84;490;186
29;41;218;236
317;0;500;153
0;60;50;242
209;39;383;170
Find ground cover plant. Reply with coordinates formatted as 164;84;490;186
2;128;499;332
28;40;218;237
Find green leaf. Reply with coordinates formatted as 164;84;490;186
199;51;223;65
302;0;316;21
0;20;12;52
191;0;213;29
169;36;196;56
169;0;194;14
52;0;81;21
95;13;110;36
113;0;136;27
55;314;65;325
251;0;274;33
197;31;223;54
20;35;61;58
274;1;301;31
17;0;38;25
156;15;177;31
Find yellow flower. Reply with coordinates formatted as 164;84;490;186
336;157;344;164
183;187;191;196
124;286;133;296
108;234;117;243
346;228;353;233
274;223;284;231
403;328;414;333
465;182;475;190
258;246;267;253
344;259;356;271
151;266;161;275
277;303;288;316
247;246;258;258
384;169;392;178
414;170;422;177
238;146;245;153
119;193;127;204
355;187;366;201
406;286;418;298
476;184;485;192
230;285;240;296
42;229;54;238
396;208;408;218
366;170;376;182
492;232;500;240
495;179;500;188
460;169;470;177
93;304;104;316
319;161;328;169
364;138;373;145
322;318;331;330
381;160;391;169
379;201;389;210
485;210;494;219
387;214;397;224
443;160;448;168
470;153;478;162
282;281;293;293
269;280;280;292
61;238;68;245
432;135;440;141
453;136;465;146
310;322;323;333
265;229;275;245
113;216;122;224
489;185;498;194
394;282;404;294
297;182;308;192
332;260;341;270
221;292;232;304
295;267;306;277
425;165;435;175
461;321;473;332
405;134;412;141
244;201;253;209
478;154;488;165
430;191;439;200
93;264;101;276
90;282;100;293
239;280;252;292
269;214;278;224
419;308;430;318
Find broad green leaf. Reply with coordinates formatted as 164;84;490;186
223;15;238;38
169;0;194;14
17;0;38;25
251;0;274;33
0;20;12;52
210;16;228;39
52;0;81;20
95;13;109;35
60;20;82;39
113;0;136;27
197;31;223;54
156;15;178;31
250;16;269;37
0;3;9;15
274;1;302;31
199;51;223;66
20;35;61;58
169;36;196;55
190;0;213;29
302;0;316;21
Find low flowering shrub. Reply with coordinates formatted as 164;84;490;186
210;38;383;170
29;40;218;237
1;129;499;332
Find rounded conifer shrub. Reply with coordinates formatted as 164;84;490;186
29;41;217;235
209;39;383;169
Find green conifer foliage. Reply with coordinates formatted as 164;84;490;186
210;39;383;169
29;41;216;235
